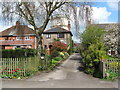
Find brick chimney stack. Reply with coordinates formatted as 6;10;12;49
87;19;92;25
16;21;20;28
68;20;71;31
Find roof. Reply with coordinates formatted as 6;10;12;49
91;23;119;29
43;26;73;36
0;25;35;36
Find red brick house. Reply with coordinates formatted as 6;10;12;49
0;21;38;49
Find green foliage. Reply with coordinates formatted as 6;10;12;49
104;55;120;60
52;59;59;65
64;52;69;57
25;71;34;77
50;49;59;58
38;66;46;71
105;70;119;81
50;41;68;58
93;68;102;78
1;48;37;58
108;62;119;68
53;38;60;41
80;25;106;77
53;57;62;61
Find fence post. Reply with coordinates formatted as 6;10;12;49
102;61;106;78
46;55;48;69
99;61;106;78
23;58;26;76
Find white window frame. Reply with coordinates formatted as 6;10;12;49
25;36;30;40
27;45;31;48
46;34;51;39
16;37;22;40
20;46;24;48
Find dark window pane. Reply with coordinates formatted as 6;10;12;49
58;33;64;38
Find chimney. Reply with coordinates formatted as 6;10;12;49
87;19;92;25
68;20;71;31
16;21;20;28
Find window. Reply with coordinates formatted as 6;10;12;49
16;37;22;40
27;45;31;48
58;33;64;38
44;45;47;49
5;37;8;40
25;36;30;40
46;34;51;39
20;46;24;48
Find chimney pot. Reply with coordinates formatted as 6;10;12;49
68;20;70;31
16;21;20;27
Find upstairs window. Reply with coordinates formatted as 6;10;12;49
25;36;30;40
46;34;51;39
16;37;22;40
58;33;64;38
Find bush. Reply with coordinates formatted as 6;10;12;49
52;59;59;65
105;70;119;80
80;25;106;77
51;41;68;52
53;57;62;61
59;52;69;59
50;49;59;58
1;48;37;58
59;52;65;59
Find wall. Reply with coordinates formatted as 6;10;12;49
0;35;37;49
42;33;71;47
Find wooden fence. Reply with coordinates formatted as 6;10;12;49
100;59;120;78
0;55;51;77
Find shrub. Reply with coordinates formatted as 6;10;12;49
105;70;119;80
1;48;37;58
59;52;69;59
53;57;62;61
80;25;106;77
51;41;67;52
50;49;59;58
52;59;59;65
50;41;67;58
59;52;65;59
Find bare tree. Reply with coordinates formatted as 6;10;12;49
1;0;92;55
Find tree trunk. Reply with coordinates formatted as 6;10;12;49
37;36;43;57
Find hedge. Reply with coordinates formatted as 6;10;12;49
0;48;37;58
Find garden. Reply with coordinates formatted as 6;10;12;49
79;25;120;80
0;41;71;79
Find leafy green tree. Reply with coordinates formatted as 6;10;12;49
80;25;106;78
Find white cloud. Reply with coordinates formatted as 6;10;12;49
92;7;111;23
106;0;119;10
0;24;12;32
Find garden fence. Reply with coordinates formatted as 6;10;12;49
100;59;120;78
0;55;51;77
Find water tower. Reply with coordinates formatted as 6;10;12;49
50;14;70;31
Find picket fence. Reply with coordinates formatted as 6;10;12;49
0;56;47;77
100;59;120;78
